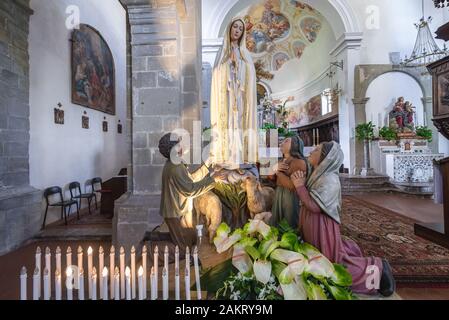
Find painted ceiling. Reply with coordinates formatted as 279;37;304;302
238;0;325;72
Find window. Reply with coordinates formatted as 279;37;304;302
321;88;333;116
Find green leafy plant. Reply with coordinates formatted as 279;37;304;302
416;126;433;142
355;122;376;141
200;220;355;300
379;126;397;141
262;123;277;130
213;183;248;228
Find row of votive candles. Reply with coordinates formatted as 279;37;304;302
19;245;202;300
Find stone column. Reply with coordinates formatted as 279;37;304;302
0;0;41;255
352;98;370;173
422;96;439;152
115;0;202;251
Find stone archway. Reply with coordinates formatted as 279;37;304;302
353;65;435;170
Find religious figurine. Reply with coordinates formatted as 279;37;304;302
389;97;416;133
404;101;416;131
210;18;259;171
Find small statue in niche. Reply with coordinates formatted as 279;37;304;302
389;97;416;133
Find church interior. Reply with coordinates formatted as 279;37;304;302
2;0;449;301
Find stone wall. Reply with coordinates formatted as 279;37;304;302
0;0;32;188
115;0;203;251
0;0;41;256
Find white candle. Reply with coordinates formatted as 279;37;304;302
20;267;27;300
120;247;125;299
164;246;169;294
43;268;50;300
33;267;39;300
175;267;180;301
114;267;120;300
186;247;190;269
125;267;131;301
79;268;85;300
150;267;156;300
102;267;108;300
45;247;51;293
131;246;136;299
66;267;73;300
35;247;41;299
109;246;115;298
142;246;147;300
175;246;179;276
185;267;191;301
154;246;158;300
66;247;72;269
87;246;93;299
55;269;62;301
55;247;61;274
193;246;202;300
99;246;104;299
162;267;168;300
138;266;144;300
91;267;97;300
77;246;83;273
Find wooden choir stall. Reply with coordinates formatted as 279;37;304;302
414;55;449;248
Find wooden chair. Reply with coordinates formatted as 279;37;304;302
42;186;79;229
69;181;97;215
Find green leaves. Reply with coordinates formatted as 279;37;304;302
355;122;376;141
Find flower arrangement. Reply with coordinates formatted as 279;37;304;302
201;219;356;300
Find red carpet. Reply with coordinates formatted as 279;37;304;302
341;196;449;286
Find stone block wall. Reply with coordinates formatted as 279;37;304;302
0;0;32;188
0;0;41;256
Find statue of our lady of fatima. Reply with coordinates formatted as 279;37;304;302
210;18;259;173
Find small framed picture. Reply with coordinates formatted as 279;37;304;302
103;120;108;132
82;115;89;129
118;121;122;134
54;108;64;125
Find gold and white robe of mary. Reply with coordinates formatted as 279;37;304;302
210;46;259;170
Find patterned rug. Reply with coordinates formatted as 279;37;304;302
341;196;449;286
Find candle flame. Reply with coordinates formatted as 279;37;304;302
138;266;144;276
87;246;93;255
102;267;108;277
20;266;27;275
125;267;131;277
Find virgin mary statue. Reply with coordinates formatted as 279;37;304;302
210;18;259;170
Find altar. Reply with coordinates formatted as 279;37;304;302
372;139;444;193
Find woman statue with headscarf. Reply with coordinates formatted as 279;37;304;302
210;18;258;170
291;142;396;297
270;135;310;229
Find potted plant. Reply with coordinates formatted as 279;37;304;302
416;126;433;142
378;126;397;142
355;122;376;176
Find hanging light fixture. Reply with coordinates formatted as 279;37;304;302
434;0;449;8
401;0;448;68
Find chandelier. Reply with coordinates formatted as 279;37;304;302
434;0;449;8
401;0;448;68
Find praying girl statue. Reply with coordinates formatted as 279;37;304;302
210;18;259;171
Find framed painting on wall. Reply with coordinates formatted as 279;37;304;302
71;24;115;115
